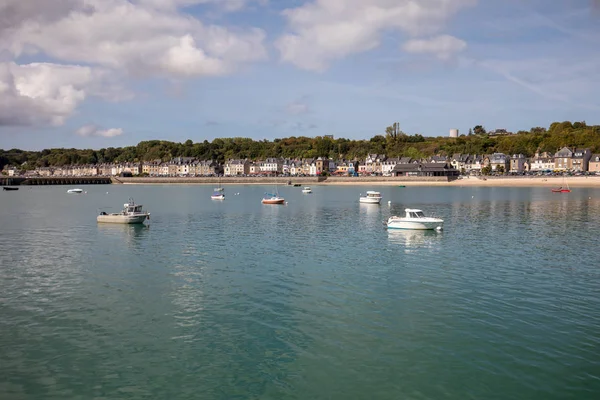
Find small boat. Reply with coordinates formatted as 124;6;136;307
293;184;302;187
262;188;285;205
67;188;83;194
359;191;382;204
398;185;406;188
551;176;571;193
302;186;312;193
3;186;19;191
386;208;443;231
97;198;150;224
211;185;225;200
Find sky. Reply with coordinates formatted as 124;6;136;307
1;0;599;150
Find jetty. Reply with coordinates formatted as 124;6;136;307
0;177;112;186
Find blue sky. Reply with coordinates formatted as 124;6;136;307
1;0;599;150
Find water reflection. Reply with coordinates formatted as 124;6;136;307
96;223;149;248
387;229;442;252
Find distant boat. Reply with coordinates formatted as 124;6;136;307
359;191;382;204
67;188;83;194
293;184;302;187
97;198;150;224
302;186;312;193
211;182;225;200
398;185;406;188
386;208;444;231
3;186;18;191
262;188;285;205
551;176;571;193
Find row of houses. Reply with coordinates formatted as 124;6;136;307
450;148;598;174
3;147;599;177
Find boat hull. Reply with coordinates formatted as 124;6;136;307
360;197;382;204
67;189;83;194
211;195;225;200
302;190;312;194
3;187;19;191
262;198;285;204
97;214;149;224
387;219;443;230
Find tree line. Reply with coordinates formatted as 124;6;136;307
2;121;599;171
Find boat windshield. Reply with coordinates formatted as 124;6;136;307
367;192;380;197
127;205;142;213
409;211;425;218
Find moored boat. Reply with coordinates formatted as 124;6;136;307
67;188;83;194
97;198;150;224
211;185;225;200
302;186;312;193
262;188;285;204
3;186;19;191
386;208;443;230
359;191;382;204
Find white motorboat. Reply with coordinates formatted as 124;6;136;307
359;191;382;204
97;198;150;224
386;208;443;230
302;186;312;194
67;188;83;194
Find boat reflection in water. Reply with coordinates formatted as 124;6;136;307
387;229;442;253
97;223;149;248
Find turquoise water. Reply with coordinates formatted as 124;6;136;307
1;184;600;399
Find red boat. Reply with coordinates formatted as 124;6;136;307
551;188;571;193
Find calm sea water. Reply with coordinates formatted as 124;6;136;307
1;184;600;399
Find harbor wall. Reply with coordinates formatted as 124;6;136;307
114;176;452;184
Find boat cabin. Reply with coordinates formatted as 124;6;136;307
405;208;426;218
123;201;144;214
365;191;381;198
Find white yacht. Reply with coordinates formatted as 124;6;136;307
359;191;382;204
386;208;443;230
97;198;150;224
302;186;312;194
67;188;83;194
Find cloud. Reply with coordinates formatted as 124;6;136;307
135;0;264;12
402;35;467;60
286;99;310;115
275;0;476;71
75;125;124;137
1;0;267;78
0;0;268;128
0;62;124;127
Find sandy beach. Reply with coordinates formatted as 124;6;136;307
320;176;600;187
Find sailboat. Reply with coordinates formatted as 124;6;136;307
211;180;225;200
551;175;571;193
262;187;285;204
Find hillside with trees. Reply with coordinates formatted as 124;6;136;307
2;121;599;171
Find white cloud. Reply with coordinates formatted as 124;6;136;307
134;0;263;12
2;0;267;78
0;62;122;127
0;0;267;128
76;125;124;137
276;0;476;71
402;35;467;60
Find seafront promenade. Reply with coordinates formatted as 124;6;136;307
113;175;600;188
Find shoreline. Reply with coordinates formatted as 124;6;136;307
115;176;600;188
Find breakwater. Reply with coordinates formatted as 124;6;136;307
1;177;112;186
